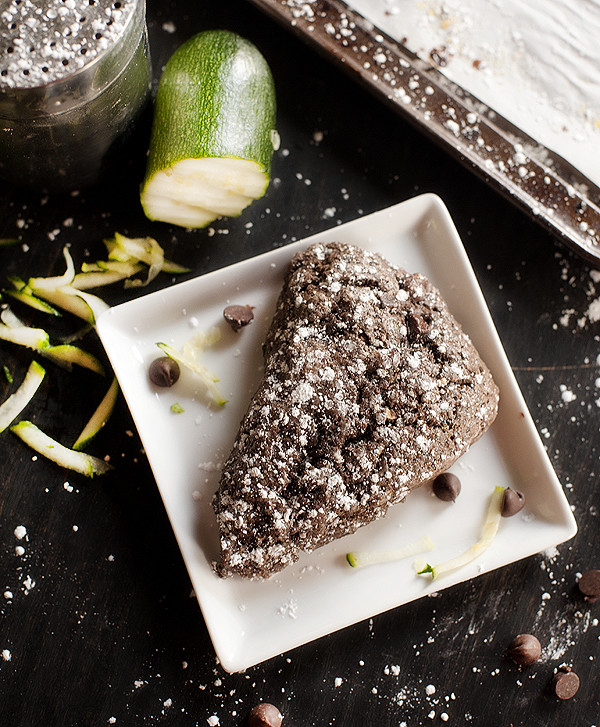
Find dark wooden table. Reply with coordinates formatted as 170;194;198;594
1;1;598;725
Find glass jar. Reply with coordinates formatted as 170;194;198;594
0;0;151;191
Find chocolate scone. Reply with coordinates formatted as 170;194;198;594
213;242;499;579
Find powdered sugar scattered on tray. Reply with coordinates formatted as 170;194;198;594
349;0;600;190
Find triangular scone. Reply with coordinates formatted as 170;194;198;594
213;242;499;579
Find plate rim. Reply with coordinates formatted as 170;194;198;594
97;193;577;672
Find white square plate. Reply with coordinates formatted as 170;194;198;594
96;194;576;673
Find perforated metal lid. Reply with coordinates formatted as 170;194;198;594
0;0;144;117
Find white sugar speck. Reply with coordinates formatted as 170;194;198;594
14;525;27;540
22;575;35;593
587;298;600;323
278;598;299;619
559;385;576;403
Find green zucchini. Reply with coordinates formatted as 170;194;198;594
10;420;113;477
0;361;46;433
140;30;278;228
73;377;119;451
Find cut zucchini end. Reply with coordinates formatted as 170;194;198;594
141;157;269;228
346;553;358;568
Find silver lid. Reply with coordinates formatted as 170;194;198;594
0;0;142;117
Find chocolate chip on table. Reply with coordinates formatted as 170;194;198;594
506;634;542;666
248;703;283;727
223;304;254;332
501;487;526;517
552;667;580;700
577;569;600;603
148;356;180;387
432;472;461;502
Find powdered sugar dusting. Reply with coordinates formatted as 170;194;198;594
349;0;600;189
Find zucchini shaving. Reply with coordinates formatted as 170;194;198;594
0;361;46;433
103;233;190;288
2;233;188;476
41;345;105;375
0;308;102;374
72;267;143;290
73;377;119;450
346;534;435;569
0;321;50;350
417;486;505;580
28;245;76;290
157;329;227;406
8;238;188;310
4;279;62;315
1;306;28;328
27;285;100;324
10;420;113;477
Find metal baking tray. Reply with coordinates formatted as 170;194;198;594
249;0;600;264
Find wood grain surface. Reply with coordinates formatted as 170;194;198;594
0;1;598;725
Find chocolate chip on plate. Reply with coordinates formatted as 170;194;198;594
248;703;283;727
577;569;600;603
432;472;461;502
148;356;180;387
506;633;542;666
501;487;526;517
552;667;580;700
223;304;254;332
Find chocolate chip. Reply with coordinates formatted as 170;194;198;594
552;668;580;700
577;569;600;603
506;634;541;666
148;356;180;387
432;472;461;502
248;703;283;727
406;313;430;341
501;487;526;517
430;45;452;67
224;304;254;332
